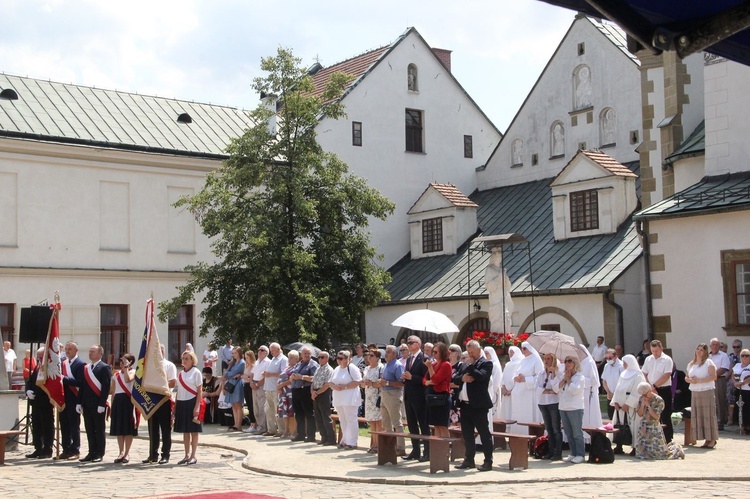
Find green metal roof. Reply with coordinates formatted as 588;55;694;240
635;171;750;221
0;74;255;158
664;120;705;166
385;163;643;304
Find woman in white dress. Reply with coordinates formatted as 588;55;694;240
510;341;544;433
500;346;522;422
483;346;503;419
611;354;645;455
579;344;603;442
330;350;362;449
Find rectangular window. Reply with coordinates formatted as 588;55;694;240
570;189;599;232
100;305;128;366
168;305;194;365
737;262;750;325
540;324;561;332
422;217;443;253
0;304;14;348
352;121;362;147
578;42;585;56
405;109;424;153
464;135;473;158
531;153;539;166
721;250;750;335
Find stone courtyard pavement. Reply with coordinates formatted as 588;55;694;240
2;417;748;498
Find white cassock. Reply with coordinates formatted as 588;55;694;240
509;342;543;434
611;354;645;450
580;345;603;442
484;347;504;419
500;346;522;422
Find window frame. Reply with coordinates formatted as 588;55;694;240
405;109;424;153
569;189;599;232
0;303;14;348
421;217;443;254
721;249;750;335
100;304;129;366
168;305;194;365
464;135;473;159
352;121;362;147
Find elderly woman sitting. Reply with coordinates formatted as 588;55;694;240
635;381;684;459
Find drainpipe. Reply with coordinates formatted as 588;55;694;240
605;290;625;350
635;219;654;341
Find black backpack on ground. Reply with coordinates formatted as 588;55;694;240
588;432;615;464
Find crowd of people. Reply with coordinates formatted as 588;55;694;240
14;332;750;471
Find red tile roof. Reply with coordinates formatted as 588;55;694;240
308;46;390;102
430;183;479;207
581;150;638;177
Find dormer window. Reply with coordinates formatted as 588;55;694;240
422;217;443;253
407;64;418;92
570;189;599;231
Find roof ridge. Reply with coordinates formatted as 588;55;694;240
0;71;247;111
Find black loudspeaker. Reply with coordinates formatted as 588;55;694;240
19;306;53;343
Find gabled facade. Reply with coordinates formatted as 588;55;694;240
366;18;646;353
477;16;642;191
313;28;501;267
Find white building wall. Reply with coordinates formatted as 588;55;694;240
316;30;500;268
649;210;750;367
673;156;705;192
704;59;750;177
477;18;641;191
611;258;647;356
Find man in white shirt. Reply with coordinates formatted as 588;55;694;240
144;345;177;465
246;346;271;434
202;344;218;376
641;340;674;441
601;348;623;420
709;337;731;430
262;343;287;436
4;341;17;389
219;340;234;374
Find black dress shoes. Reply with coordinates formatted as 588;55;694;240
477;462;492;472
91;456;103;463
142;457;155;464
158;458;169;464
418;453;430;462
25;451;40;459
402;453;419;461
79;455;94;462
37;451;53;459
290;436;306;442
455;461;475;469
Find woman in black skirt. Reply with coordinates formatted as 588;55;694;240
174;350;203;465
109;353;137;463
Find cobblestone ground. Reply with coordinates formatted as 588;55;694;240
3;436;748;499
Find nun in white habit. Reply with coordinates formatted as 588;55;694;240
579;344;603;442
500;346;523;422
610;354;645;454
483;346;504;419
510;341;544;433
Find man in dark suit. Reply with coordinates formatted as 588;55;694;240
59;341;85;460
25;348;53;459
456;340;494;471
77;344;111;462
400;335;430;461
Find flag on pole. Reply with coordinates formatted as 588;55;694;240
37;300;65;410
132;298;171;420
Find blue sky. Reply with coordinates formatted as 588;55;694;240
0;0;575;131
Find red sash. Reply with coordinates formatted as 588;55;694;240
115;372;140;428
178;371;198;396
178;370;205;422
62;359;79;396
84;364;102;396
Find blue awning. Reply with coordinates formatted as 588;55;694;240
539;0;750;66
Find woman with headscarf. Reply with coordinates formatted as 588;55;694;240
483;346;504;420
510;341;544;433
500;346;522;423
611;354;645;455
580;344;603;442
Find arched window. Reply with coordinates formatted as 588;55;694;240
551;121;565;158
600;107;617;147
573;64;592;110
511;139;524;166
407;64;418;91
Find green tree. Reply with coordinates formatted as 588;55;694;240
159;47;394;349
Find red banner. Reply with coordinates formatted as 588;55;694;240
37;302;65;410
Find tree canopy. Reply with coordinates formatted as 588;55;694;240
159;47;394;349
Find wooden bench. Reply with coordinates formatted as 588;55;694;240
516;421;545;455
683;408;696;446
0;430;25;465
492;419;516;450
373;431;459;474
491;432;537;470
330;414;368;445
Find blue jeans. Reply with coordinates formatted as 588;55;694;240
560;409;585;457
539;403;562;457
